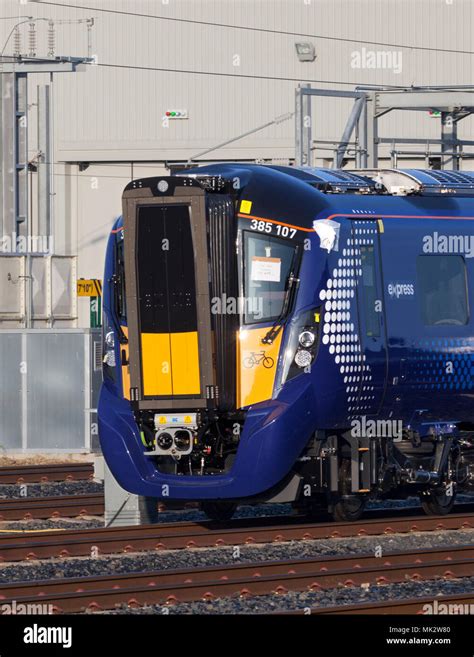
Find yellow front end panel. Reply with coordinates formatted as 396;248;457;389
236;327;282;408
140;331;201;397
121;326;131;400
170;331;201;395
141;333;172;396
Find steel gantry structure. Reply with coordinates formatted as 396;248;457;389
295;84;474;170
0;56;91;244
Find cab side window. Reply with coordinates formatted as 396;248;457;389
417;255;469;326
360;244;381;337
116;239;127;319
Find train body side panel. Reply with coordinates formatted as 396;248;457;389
99;169;474;500
378;216;474;424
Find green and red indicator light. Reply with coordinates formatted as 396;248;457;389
164;109;188;119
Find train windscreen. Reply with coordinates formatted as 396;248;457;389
243;231;297;324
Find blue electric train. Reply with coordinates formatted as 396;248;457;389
98;164;474;521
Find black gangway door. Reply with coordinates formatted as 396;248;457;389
122;182;214;411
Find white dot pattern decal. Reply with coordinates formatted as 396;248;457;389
319;222;378;418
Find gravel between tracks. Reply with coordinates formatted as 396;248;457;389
0;518;104;531
1;527;473;585
108;576;474;614
0;481;103;499
0;501;473;614
1;529;472;614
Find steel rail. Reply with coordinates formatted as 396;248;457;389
1;544;473;612
0;509;472;561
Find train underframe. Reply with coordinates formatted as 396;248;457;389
290;426;474;522
135;408;474;522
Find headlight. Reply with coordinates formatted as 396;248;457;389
102;312;117;381
298;330;315;348
104;348;116;368
276;307;321;386
294;349;313;368
104;330;116;367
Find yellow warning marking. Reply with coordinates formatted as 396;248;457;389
158;416;168;424
240;200;253;214
77;279;102;297
184;415;192;423
314;312;320;323
377;219;384;233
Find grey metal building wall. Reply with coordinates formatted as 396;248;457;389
2;0;474;328
1;0;474;162
0;329;101;451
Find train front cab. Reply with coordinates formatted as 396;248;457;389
98;174;326;517
99;166;474;522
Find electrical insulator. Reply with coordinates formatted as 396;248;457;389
48;21;55;58
13;26;21;57
28;22;37;58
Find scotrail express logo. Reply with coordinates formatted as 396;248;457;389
387;282;415;298
423;232;474;258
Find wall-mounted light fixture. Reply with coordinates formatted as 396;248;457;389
295;42;316;62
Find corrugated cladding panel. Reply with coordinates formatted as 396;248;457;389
26;332;85;449
0;334;22;449
0;0;473;160
0;331;100;451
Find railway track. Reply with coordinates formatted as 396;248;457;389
0;508;472;561
0;544;472;613
0;493;104;520
289;592;474;615
0;463;94;484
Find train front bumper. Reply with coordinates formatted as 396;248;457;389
98;379;316;500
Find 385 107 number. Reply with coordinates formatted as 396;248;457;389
249;219;297;239
249;219;272;233
275;224;297;238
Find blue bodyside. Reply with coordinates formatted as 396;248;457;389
98;166;474;500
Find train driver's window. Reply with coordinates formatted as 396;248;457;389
243;231;297;324
116;238;127;320
360;245;380;337
417;255;469;326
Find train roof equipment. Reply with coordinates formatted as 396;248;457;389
180;165;474;197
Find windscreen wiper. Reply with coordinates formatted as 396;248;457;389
261;247;300;345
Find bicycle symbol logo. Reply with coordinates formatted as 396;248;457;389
243;351;275;369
